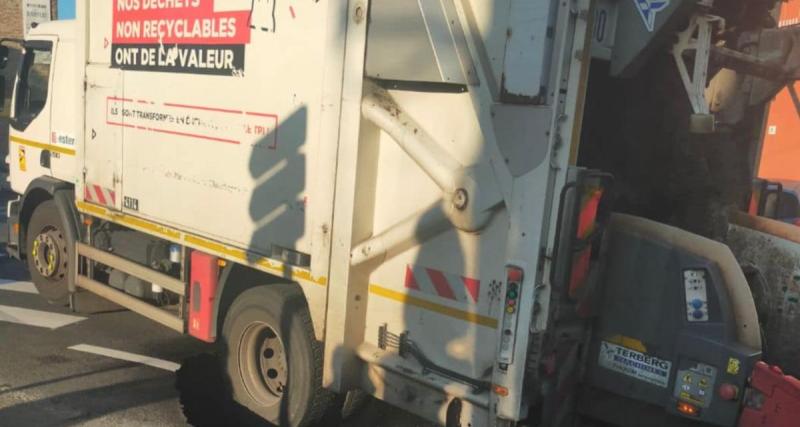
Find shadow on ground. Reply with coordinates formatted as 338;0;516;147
175;353;434;427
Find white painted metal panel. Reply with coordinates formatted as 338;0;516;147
83;66;123;210
98;1;331;260
87;0;112;65
358;88;510;384
502;0;555;98
462;0;555;100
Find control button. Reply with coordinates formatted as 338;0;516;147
506;299;516;306
683;374;693;384
506;306;515;314
507;290;518;299
719;383;739;401
691;299;704;309
692;310;704;319
699;378;708;388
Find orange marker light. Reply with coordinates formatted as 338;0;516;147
677;401;700;417
493;385;509;397
12;223;19;234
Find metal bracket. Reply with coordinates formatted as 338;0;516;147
672;14;725;131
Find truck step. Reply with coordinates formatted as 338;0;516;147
76;243;185;296
75;243;184;332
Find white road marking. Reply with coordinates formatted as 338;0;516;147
0;305;85;329
68;344;181;372
0;280;38;294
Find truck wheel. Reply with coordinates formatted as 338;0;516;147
25;200;70;304
221;284;330;427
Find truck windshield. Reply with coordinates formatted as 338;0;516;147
12;43;52;129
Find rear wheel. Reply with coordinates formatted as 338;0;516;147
221;284;330;427
25;200;70;304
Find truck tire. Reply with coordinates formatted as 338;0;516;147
25;200;70;305
221;284;330;427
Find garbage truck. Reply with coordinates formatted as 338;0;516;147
2;0;800;426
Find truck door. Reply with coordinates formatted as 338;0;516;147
8;38;56;193
82;66;123;211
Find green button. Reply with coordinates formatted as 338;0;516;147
507;290;518;299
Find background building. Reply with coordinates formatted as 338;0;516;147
0;0;60;40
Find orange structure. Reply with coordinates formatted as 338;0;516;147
758;0;800;181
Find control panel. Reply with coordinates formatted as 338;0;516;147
584;215;762;427
674;361;718;408
684;269;709;322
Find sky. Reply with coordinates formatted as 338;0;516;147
58;0;76;20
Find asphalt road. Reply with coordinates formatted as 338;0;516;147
0;185;431;427
0;242;202;424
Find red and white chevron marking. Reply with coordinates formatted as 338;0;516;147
84;184;116;208
404;265;480;303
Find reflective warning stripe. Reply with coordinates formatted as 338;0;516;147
84;184;116;208
404;265;480;303
10;136;76;156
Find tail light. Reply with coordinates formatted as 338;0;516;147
189;251;220;343
677;401;700;417
568;187;604;300
552;168;612;317
497;265;524;365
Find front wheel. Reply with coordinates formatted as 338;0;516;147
25;200;70;304
221;284;331;427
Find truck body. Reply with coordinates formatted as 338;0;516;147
1;0;799;426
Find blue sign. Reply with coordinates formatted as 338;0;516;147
634;0;670;32
58;0;76;20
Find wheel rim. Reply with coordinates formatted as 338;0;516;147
238;321;288;406
31;228;67;280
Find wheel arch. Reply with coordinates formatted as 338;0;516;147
212;262;288;343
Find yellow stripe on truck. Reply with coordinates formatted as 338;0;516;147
369;284;498;328
10;136;76;156
76;201;325;287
